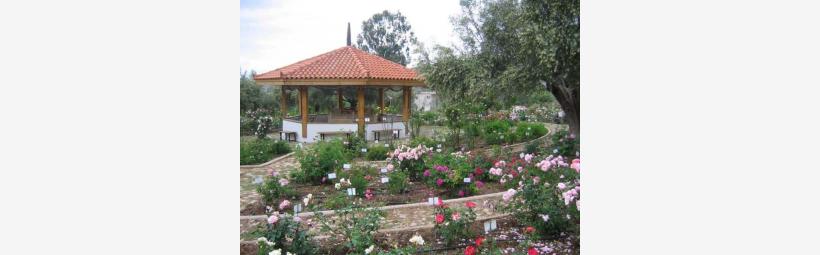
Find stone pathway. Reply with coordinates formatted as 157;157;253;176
240;154;300;210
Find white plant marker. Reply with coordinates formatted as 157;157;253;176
343;164;351;170
253;175;264;185
490;219;497;230
381;177;389;183
484;221;492;234
365;117;370;122
463;177;471;183
384;143;389;147
328;173;337;179
428;197;440;205
361;148;367;153
380;168;388;174
347;188;356;196
293;203;302;214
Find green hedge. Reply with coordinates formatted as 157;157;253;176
240;138;291;165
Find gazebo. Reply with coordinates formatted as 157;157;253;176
254;45;426;143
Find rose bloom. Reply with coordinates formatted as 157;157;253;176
475;236;484;246
423;169;431;177
524;226;535;234
451;212;461;221
464;245;476;255
528;247;538;255
465;201;477;208
278;178;289;186
458;190;465;197
387;164;395;171
279;200;291;210
557;182;566;190
475;181;484;188
435;214;444;224
267;214;279;224
474;168;483;176
571;158;581;172
436;178;444;186
502;189;517;201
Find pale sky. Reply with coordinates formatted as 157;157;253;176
240;0;463;74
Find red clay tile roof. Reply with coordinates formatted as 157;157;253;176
254;46;421;81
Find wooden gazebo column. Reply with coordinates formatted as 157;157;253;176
280;86;288;118
337;88;344;112
357;87;365;137
402;86;411;123
378;88;384;121
299;87;308;138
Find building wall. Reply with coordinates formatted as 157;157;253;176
282;119;406;143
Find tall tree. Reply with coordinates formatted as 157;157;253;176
356;10;418;66
422;0;580;137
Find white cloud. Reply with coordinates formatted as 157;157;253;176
240;0;462;74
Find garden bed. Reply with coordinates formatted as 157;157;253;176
241;179;508;215
240;216;578;255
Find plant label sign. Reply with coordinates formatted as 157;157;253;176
347;188;356;196
437;144;442;148
253;176;264;185
463;178;471;183
361;148;367;153
427;197;440;205
484;219;498;233
383;143;389;147
343;164;351;170
381;177;389;183
380;168;387;173
365;117;370;122
327;173;336;179
293;204;302;214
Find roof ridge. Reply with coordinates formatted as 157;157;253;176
348;46;369;78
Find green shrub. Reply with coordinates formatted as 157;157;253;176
315;203;385;254
365;144;390;161
252;214;318;255
256;174;295;205
548;129;579;157
386;171;409;194
514;122;548;142
503;160;580;238
433;204;477;245
240;138;291;165
343;134;367;158
294;140;348;184
482;120;512;145
409;136;437;148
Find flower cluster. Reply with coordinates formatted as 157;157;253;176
388;144;432;162
535;155;569;171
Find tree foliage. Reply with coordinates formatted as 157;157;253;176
356;10;418;66
420;0;580;136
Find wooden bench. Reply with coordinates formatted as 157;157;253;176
278;131;297;142
372;129;401;141
318;131;353;141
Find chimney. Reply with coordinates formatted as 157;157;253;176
346;22;352;46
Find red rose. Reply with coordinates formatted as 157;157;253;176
465;201;477;208
474;168;483;176
524;226;535;234
475;236;484;246
464;245;476;255
435;214;444;224
528;247;537;255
